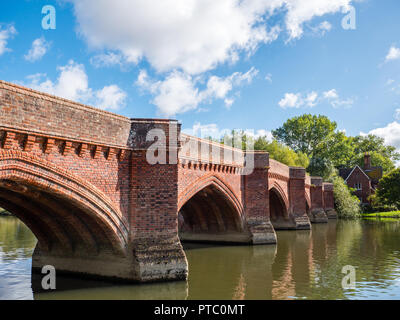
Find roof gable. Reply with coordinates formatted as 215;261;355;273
345;165;371;182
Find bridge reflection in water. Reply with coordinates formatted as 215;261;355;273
3;216;400;300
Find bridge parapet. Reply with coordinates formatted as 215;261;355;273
179;133;245;167
269;159;290;179
0;80;131;148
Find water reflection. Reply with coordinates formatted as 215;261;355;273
0;216;37;300
2;216;400;299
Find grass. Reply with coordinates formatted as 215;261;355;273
362;211;400;218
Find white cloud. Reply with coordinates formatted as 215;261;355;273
284;0;352;40
68;0;357;116
90;52;124;68
265;73;273;83
25;61;91;101
224;98;235;109
385;46;400;62
278;91;318;108
323;89;339;100
310;21;332;37
305;91;318;107
367;122;400;155
0;24;17;56
136;67;258;116
22;60;126;110
279;92;303;109
95;85;127;110
24;37;50;62
70;0;355;74
279;88;354;109
71;0;280;75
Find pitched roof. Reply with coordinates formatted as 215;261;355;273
344;165;371;182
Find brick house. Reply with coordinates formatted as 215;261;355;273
339;153;383;204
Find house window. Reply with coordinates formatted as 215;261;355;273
354;183;362;190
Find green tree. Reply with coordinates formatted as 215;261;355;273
219;130;310;168
254;137;309;168
273;114;399;176
349;135;399;173
272;114;337;156
375;169;400;209
327;173;361;219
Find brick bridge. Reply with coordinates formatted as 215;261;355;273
0;80;336;283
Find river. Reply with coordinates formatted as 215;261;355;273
1;216;400;300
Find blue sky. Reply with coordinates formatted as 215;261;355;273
1;0;400;151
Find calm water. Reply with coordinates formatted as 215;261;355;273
2;216;400;300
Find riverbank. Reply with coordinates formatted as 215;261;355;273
363;211;400;219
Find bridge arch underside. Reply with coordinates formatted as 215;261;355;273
269;188;294;230
0;151;140;281
178;184;250;244
0;181;123;256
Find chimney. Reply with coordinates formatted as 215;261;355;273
364;152;371;170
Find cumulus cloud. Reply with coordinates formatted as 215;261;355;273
385;46;400;62
68;0;356;116
69;0;355;74
0;24;17;56
279;88;354;109
323;89;339;99
366;122;400;155
95;85;127;110
136;67;258;116
22;60;126;110
24;37;50;62
279;92;303;108
305;91;318;107
283;0;352;40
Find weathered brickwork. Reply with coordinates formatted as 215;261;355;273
0;80;335;283
310;177;329;223
323;183;338;219
0;81;131;147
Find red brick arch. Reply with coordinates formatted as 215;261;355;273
269;182;289;213
178;174;243;216
0;150;129;255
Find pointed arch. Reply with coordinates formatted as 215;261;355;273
269;182;289;212
178;174;243;215
178;175;244;235
0;150;128;255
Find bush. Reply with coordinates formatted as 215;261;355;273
367;192;398;213
327;173;361;219
374;168;400;209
